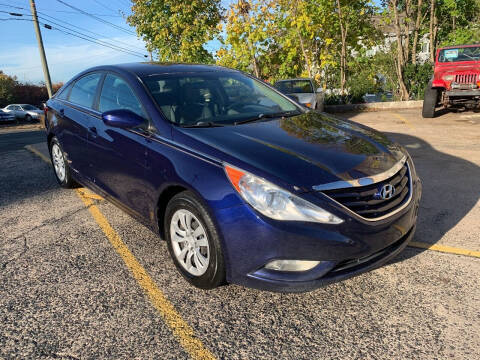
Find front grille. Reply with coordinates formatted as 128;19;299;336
323;162;411;219
455;74;478;84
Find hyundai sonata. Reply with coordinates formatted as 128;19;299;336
45;63;421;292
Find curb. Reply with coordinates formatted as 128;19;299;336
325;100;424;113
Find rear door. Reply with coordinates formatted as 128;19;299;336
88;72;152;217
56;72;103;178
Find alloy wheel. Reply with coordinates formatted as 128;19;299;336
170;209;210;276
51;143;66;182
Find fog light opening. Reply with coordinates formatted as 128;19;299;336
264;260;321;272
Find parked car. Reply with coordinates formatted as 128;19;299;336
423;44;480;118
0;109;15;123
45;63;421;292
273;78;324;111
2;104;43;121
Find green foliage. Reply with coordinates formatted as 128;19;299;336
127;0;223;63
439;24;480;47
0;71;63;107
0;71;17;108
403;63;433;100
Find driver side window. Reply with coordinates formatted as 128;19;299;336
98;74;145;118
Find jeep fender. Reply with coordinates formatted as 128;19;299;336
432;79;446;89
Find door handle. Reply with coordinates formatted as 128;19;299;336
59;108;64;115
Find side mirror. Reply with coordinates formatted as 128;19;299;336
101;109;146;129
316;87;323;93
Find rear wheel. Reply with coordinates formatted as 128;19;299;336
422;82;438;118
164;191;226;290
49;137;77;188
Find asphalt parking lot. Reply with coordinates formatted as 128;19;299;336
1;108;479;359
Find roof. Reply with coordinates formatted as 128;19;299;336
111;62;237;77
438;44;480;50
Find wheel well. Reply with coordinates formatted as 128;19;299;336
156;185;187;239
47;133;55;148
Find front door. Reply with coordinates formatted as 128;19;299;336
88;73;152;218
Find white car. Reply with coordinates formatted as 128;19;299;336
0;109;15;123
273;78;324;111
2;104;43;121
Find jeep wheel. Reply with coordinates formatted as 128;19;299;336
422;83;438;118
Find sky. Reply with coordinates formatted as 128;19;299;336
0;0;381;84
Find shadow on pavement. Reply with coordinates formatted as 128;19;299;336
384;132;480;261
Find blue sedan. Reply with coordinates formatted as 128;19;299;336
45;63;421;292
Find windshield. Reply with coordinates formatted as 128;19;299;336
22;105;38;110
143;72;300;126
274;80;313;94
438;46;480;63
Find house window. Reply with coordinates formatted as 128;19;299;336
422;42;429;53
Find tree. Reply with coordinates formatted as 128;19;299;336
334;0;378;95
0;71;17;108
217;0;275;78
127;0;223;63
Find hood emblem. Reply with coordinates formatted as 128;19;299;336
378;184;395;200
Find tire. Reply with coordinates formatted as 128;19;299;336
422;83;438;118
164;191;226;290
49;137;77;188
24;114;32;122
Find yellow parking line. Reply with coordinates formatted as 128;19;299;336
393;113;414;129
409;241;480;258
25;144;51;163
76;189;216;360
76;189;104;201
23;146;215;359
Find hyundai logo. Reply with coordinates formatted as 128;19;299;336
379;184;396;200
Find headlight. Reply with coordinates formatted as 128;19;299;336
224;165;343;224
442;75;455;81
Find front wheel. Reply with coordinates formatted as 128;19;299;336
25;114;32;122
49;137;77;188
422;83;438;118
164;191;226;290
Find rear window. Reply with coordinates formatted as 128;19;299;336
69;73;103;108
438;46;480;63
56;83;73;100
274;80;313;94
22;105;38;110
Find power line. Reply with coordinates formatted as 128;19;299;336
0;10;147;59
0;2;121;16
38;9;122;17
92;0;120;15
55;0;135;35
51;26;146;58
0;4;147;54
38;16;146;57
37;12;146;52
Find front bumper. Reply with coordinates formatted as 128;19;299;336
446;89;480;97
215;174;422;293
0;116;15;122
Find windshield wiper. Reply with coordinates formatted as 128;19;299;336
179;121;226;128
234;110;301;125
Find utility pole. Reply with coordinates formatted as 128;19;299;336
29;0;53;97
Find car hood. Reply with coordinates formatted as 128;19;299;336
27;110;43;114
178;112;405;191
435;63;480;77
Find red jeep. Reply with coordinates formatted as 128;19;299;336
423;44;480;118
